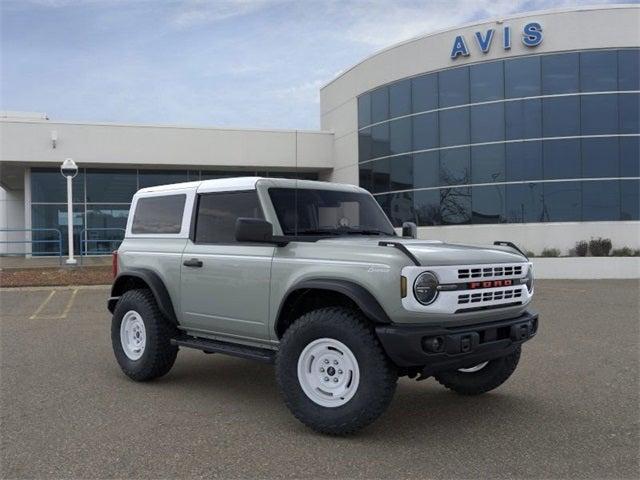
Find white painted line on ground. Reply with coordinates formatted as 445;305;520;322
1;285;110;292
29;290;56;320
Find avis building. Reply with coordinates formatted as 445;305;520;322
1;5;638;257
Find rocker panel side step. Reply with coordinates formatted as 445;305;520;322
171;336;276;364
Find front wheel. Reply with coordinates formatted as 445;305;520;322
434;347;521;395
276;307;397;435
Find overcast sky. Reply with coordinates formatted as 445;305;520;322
0;0;631;129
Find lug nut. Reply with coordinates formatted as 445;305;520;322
319;367;325;373
337;369;343;375
324;359;329;364
333;378;339;383
333;360;338;365
324;377;329;382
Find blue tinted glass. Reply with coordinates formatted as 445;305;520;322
440;187;471;225
620;136;640;177
621;179;640;220
389;117;412;155
506;183;543;223
371;123;390;158
543;182;581;222
413;152;440;189
359;163;372;192
506;142;543;182
31;204;84;255
390;155;413;191
505;56;541;98
138;170;188;189
87;169;137;203
619;49;640;91
580;51;618;92
370;87;389;123
412;73;438;112
376;194;391;220
581;94;618;135
505;99;542;140
582;137;619;178
439;108;469;147
470;103;504;143
359;128;372;162
412;112;439;151
543;97;580;137
358;94;371;128
583;180;620;221
471;144;505;184
472;185;505;224
414;189;441;225
388;191;415;227
440;147;470;186
439;67;469;107
372;158;390;193
389;79;411;118
542;53;579;94
543;139;581;179
470;61;504;102
619;93;639;134
85;205;128;254
31;168;85;203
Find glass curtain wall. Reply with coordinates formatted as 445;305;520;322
357;48;640;227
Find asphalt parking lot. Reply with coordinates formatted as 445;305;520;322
1;280;638;479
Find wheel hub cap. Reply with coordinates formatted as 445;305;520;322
120;310;146;361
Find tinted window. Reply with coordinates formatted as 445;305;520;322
621;179;640;220
439;67;469;107
619;93;639;134
358;128;372;162
471;144;505;184
440;187;471;225
412;73;438;113
195;191;262;243
414;189;441;225
86;169;136;203
440;148;470;186
200;171;251;179
370;87;389;123
85;205;128;254
470;103;504;143
412;112;438;151
505;56;541;98
620;136;640;177
506;183;543;223
506;142;543;182
543;182;581;222
31;168;85;203
472;185;505;224
618;49;640;91
580;51;617;92
505;99;542;140
543;139;581;179
359;162;373;192
389;117;412;155
372;158;391;193
371;123;390;158
542;53;579;94
389;79;411;118
388;191;415;227
31;203;84;255
470;61;504;102
132;195;186;234
358;94;371;128
439;108;469;147
413;151;440;189
138;170;188;189
390;155;413;191
581;94;618;135
582;137;619;178
543;97;580;137
582;181;620;221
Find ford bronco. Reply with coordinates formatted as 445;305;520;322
108;177;538;434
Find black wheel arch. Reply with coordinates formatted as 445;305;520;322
108;268;178;324
275;278;391;338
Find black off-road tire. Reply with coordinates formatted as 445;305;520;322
111;289;179;382
434;347;522;395
276;307;398;435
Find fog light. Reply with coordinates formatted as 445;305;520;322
422;336;445;353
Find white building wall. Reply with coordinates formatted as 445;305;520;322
0;186;26;254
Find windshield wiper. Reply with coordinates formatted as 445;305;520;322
342;229;394;236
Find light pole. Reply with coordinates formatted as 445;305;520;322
60;158;78;265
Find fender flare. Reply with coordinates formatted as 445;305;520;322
276;279;392;335
108;268;178;324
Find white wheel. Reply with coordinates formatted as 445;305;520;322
120;310;146;361
296;338;360;408
458;361;489;373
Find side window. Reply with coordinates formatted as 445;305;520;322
195;191;263;244
131;194;186;234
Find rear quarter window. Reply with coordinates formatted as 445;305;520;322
131;194;186;234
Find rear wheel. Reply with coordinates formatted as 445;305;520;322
111;289;178;381
276;307;397;435
434;347;521;395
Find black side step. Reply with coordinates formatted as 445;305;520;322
171;336;276;364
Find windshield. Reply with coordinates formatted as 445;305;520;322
269;188;396;237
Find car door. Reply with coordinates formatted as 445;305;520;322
180;189;274;342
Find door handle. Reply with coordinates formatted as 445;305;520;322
183;258;203;268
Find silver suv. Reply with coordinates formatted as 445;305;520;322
108;177;538;434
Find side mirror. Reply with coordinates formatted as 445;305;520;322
402;222;417;239
235;218;276;243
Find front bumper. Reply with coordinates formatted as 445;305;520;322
375;310;538;374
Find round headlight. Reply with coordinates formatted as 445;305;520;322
414;271;439;305
525;267;534;293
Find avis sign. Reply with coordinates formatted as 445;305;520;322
450;22;543;59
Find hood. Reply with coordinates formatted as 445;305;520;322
317;237;527;266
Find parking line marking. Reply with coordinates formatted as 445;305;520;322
34;288;79;320
29;290;56;319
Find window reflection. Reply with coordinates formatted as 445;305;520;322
414;189;441;225
583;181;620;221
440;148;470;186
472;185;505;224
390;79;411;118
580;51;617;92
581;94;618;135
506;183;543;223
542;182;581;222
412;73;438;113
439;67;469;108
440;187;471;225
621;180;640;220
371;87;389;123
471;144;505;184
542;53;579;94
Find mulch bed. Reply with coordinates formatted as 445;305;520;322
0;266;113;288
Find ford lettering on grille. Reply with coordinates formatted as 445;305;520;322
468;279;513;289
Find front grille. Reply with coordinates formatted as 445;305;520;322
458;265;523;280
458;288;523;305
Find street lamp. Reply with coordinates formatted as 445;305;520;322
60;158;78;265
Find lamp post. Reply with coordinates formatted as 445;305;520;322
60;158;78;265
